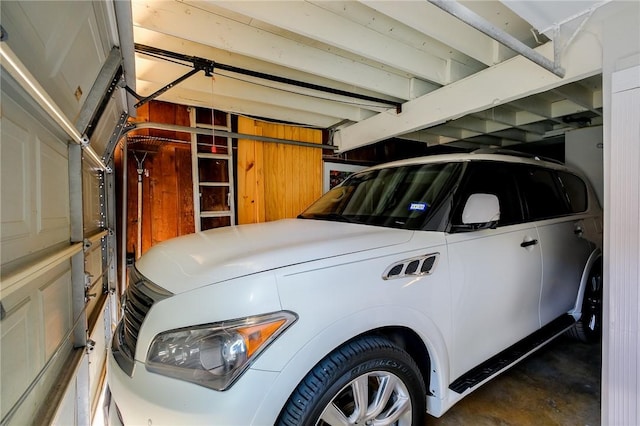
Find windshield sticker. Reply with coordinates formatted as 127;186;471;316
409;202;428;212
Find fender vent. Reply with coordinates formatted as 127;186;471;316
383;253;439;280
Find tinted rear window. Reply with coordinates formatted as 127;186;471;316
519;167;570;220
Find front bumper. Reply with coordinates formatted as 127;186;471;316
107;348;280;425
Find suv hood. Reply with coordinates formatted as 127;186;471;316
135;219;413;294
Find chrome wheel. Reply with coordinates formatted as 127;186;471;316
317;371;412;426
277;336;425;426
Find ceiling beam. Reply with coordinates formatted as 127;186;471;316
335;33;602;152
132;1;418;100
552;84;602;115
207;0;477;85
362;0;505;67
133;26;406;106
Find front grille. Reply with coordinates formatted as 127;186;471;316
121;279;155;359
113;268;172;375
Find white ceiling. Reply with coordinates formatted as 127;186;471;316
129;0;608;153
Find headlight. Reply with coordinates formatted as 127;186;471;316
146;311;297;390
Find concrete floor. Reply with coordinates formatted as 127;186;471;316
430;336;601;426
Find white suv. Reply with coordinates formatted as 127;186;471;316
108;151;602;425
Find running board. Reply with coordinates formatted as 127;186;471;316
449;314;576;394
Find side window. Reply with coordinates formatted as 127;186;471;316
452;162;523;227
558;171;588;213
518;167;570;220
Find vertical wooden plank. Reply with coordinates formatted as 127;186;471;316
264;123;280;222
125;154;137;255
159;146;178;243
299;128;312;213
255;134;266;223
237;117;258;224
277;123;288;220
150;102;177;140
176;146;195;235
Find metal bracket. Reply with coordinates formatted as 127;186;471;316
552;6;596;70
0;302;5;320
133;67;203;108
84;272;94;289
83;238;92;251
80;135;90;148
0;25;7;42
86;339;96;353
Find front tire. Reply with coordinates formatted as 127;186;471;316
277;336;426;426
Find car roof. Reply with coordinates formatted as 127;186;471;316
365;150;574;174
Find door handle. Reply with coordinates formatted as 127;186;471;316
520;239;538;248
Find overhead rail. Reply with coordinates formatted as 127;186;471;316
125;121;338;150
428;0;566;78
132;43;403;113
0;41;110;172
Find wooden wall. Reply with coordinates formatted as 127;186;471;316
237;117;323;224
116;102;324;258
117;101;195;258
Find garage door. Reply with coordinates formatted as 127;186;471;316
1;1;124;423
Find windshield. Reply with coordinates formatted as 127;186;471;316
300;162;461;230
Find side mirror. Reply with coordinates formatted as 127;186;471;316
462;193;500;229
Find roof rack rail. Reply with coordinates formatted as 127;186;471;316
471;148;564;165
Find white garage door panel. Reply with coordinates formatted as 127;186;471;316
0;299;38;417
85;244;104;288
91;98;123;156
41;269;73;359
85;244;104;321
83;166;103;234
0;1;109;122
38;135;70;238
1;95;70;266
0;261;74;424
0;117;31;243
